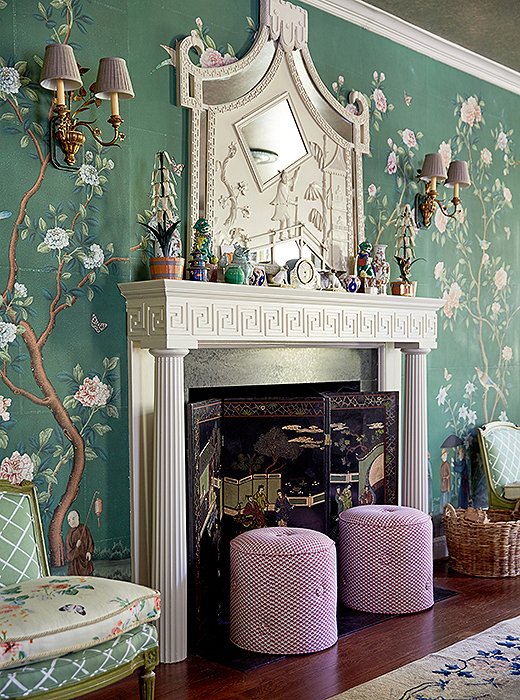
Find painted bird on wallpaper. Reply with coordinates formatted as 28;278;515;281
475;367;507;405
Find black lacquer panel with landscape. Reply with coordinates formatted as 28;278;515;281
187;390;398;651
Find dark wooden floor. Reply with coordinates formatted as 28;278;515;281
90;561;520;700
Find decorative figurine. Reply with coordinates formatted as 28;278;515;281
141;151;185;280
338;273;361;293
391;203;422;296
355;240;375;293
319;269;343;291
372;244;391;294
250;265;267;286
187;248;208;282
228;242;253;285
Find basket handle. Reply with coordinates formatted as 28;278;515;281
443;503;457;519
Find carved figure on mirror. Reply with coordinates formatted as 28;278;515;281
217;143;251;228
270;168;300;231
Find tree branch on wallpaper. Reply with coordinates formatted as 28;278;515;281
0;2;127;567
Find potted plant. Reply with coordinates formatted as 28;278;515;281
391;203;422;297
140;151;185;279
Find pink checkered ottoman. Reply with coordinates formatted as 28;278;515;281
339;505;433;614
230;527;337;654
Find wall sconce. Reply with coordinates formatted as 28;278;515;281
40;43;134;170
414;153;471;228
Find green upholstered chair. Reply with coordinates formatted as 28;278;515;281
478;421;520;510
0;480;160;699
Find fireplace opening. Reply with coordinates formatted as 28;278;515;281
187;384;398;652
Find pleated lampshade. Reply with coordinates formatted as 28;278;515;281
445;160;471;188
94;58;134;100
418;153;446;182
40;43;82;92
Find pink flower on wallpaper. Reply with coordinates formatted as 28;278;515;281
199;47;237;68
372;88;387;113
0;396;11;422
433;261;444;279
494;267;508;290
438;141;452;171
74;376;111;408
503;186;512;203
386;151;397;174
442;282;462;318
491;302;501;317
0;451;34;485
401;128;417;148
367;183;377;198
460;96;482;127
195;17;203;29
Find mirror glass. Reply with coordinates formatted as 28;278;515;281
236;96;309;190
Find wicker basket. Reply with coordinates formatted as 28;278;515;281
443;503;520;577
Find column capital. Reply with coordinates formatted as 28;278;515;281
149;348;190;359
399;346;431;356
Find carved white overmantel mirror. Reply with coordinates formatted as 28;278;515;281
175;0;370;271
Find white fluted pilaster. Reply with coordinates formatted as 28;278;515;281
401;348;430;512
150;348;189;663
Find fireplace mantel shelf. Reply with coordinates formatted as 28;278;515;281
120;279;443;664
119;280;443;350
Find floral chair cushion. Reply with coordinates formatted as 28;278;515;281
0;493;44;587
0;623;158;698
0;576;160;670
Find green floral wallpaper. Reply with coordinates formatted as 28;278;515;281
1;0;518;575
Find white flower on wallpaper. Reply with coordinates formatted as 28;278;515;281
442;282;462;318
436;386;448;406
496;130;508;151
438;140;452;170
0;395;11;422
44;226;70;250
74;376;111;409
480;147;492;165
434;206;448;234
14;282;27;298
460;95;482;127
79;163;101;187
401;128;417;148
434;261;444;279
464;381;476;395
491;302;501;317
503;186;513;204
0;321;18;349
0;451;33;485
502;346;513;362
83;243;105;269
367;183;377;198
0;66;21;95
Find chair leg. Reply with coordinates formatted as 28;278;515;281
139;667;156;700
139;648;159;700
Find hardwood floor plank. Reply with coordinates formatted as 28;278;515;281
86;562;520;700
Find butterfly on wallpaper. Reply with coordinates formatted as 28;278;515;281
444;368;452;381
59;604;87;616
91;313;108;333
403;90;413;107
163;151;184;176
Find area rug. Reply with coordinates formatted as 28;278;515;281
199;587;457;672
328;615;520;699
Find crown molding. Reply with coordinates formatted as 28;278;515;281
304;0;520;96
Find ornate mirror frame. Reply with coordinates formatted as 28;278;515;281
175;0;370;272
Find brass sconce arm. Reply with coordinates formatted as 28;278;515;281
414;154;470;228
40;44;133;171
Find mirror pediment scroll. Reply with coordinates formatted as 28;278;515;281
175;0;370;274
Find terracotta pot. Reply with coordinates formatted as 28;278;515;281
149;256;185;280
391;280;417;297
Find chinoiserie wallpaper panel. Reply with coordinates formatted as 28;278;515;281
0;0;518;575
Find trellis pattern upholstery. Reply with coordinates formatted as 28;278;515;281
478;422;520;509
0;480;160;699
338;505;433;614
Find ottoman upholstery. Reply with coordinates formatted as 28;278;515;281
230;527;337;654
339;505;433;614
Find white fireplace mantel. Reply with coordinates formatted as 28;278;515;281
119;279;443;664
